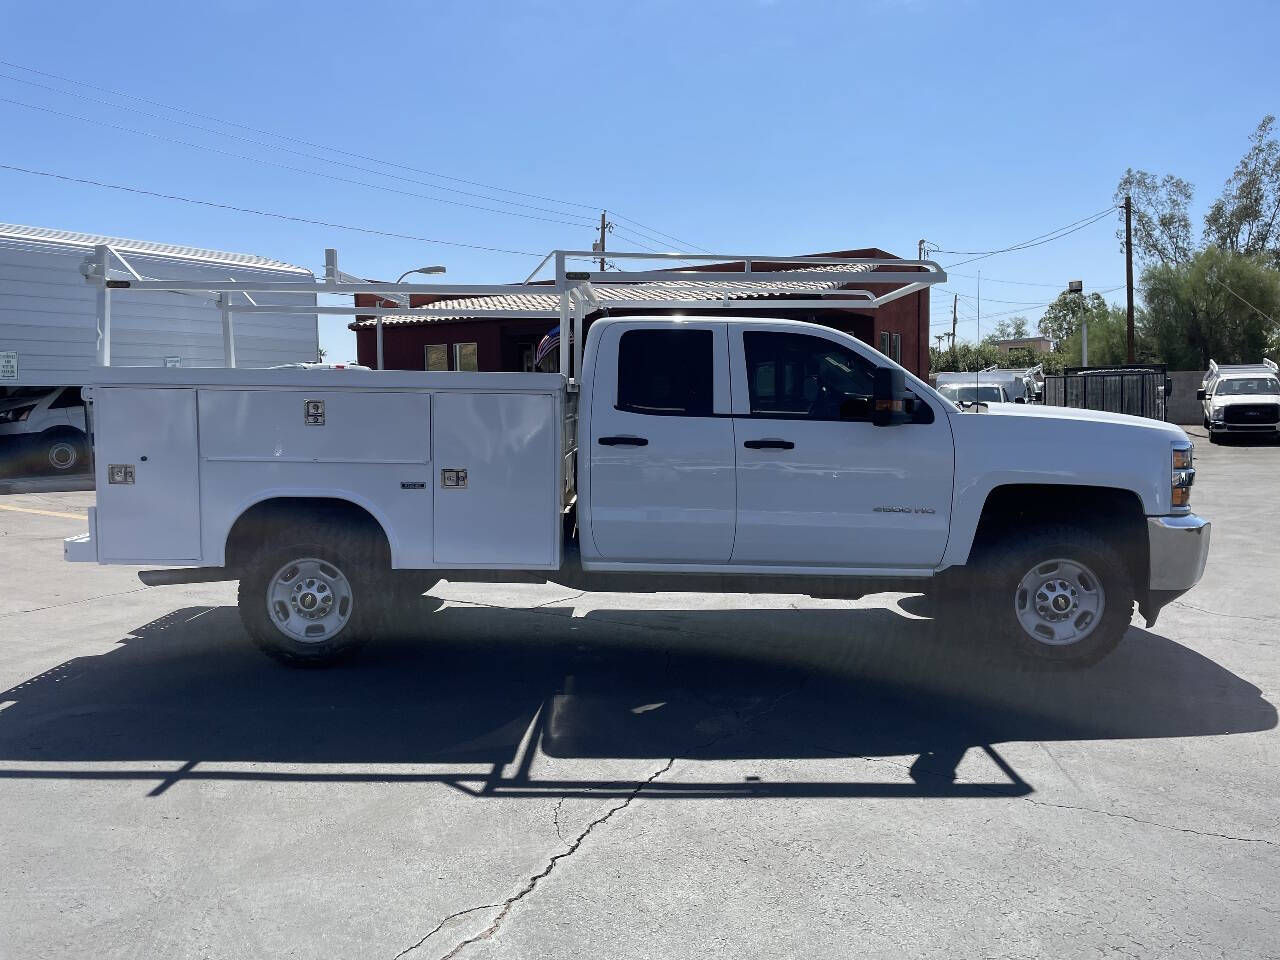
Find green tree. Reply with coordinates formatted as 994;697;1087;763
1203;116;1280;267
1057;305;1133;366
1037;291;1111;343
1139;246;1280;369
1114;169;1195;266
981;315;1030;343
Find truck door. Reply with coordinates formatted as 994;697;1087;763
586;322;735;562
729;325;953;569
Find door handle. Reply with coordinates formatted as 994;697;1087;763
598;435;649;446
743;438;794;450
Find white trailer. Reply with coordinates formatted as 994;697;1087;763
0;223;318;383
0;224;318;474
65;249;1211;669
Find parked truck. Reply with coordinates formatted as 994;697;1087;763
64;250;1211;668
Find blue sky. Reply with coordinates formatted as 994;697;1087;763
2;0;1277;361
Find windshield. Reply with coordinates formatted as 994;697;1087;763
1215;377;1280;396
938;384;1007;404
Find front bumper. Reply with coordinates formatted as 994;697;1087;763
1147;513;1210;591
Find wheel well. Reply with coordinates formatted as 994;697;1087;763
973;484;1148;587
225;497;390;571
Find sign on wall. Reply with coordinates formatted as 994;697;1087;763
0;351;17;381
163;356;182;368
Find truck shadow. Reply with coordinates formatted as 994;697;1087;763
0;595;1273;799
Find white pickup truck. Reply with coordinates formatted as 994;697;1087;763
1198;359;1280;443
65;313;1210;668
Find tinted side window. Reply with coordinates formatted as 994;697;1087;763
744;331;877;420
49;388;84;409
617;329;714;416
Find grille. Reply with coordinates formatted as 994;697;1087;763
1224;403;1280;425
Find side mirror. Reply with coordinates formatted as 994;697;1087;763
1014;396;1026;404
872;367;909;427
1196;388;1205;401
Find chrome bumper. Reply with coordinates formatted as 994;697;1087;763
1147;513;1210;592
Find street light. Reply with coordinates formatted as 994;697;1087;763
396;265;447;283
378;265;447;370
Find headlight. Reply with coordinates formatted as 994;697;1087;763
1211;404;1224;419
1172;445;1194;509
0;405;34;423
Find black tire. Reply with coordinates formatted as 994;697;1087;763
237;532;384;666
38;428;87;474
1208;430;1221;444
968;524;1134;667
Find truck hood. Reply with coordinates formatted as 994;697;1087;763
956;401;1188;440
1209;393;1280;407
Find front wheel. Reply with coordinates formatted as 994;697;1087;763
238;537;382;665
971;525;1135;666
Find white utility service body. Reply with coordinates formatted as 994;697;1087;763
65;249;1211;666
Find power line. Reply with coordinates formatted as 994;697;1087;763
0;58;599;214
0;58;711;254
0;162;564;258
0;96;599;229
1207;274;1277;324
925;205;1119;268
947;270;1125;288
0;71;600;224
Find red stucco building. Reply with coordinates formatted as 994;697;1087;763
350;248;930;377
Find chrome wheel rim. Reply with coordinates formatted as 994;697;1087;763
1013;557;1105;646
266;557;354;644
48;441;78;470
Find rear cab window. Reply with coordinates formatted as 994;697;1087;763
616;328;715;416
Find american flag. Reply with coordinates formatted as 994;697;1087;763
534;325;560;369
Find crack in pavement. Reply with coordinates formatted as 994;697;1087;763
391;904;503;960
398;759;676;960
1171;599;1279;624
551;796;568;844
0;585;151;620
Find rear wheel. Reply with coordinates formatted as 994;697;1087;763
970;525;1134;666
238;534;383;666
40;429;87;473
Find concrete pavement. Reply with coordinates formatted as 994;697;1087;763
0;433;1276;959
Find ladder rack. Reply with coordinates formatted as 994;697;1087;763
83;246;947;388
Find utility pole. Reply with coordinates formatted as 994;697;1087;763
951;294;958;365
1124;194;1135;363
596;210;608;272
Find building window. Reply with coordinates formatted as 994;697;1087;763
891;333;902;363
425;344;448;371
879;331;891;356
617;328;714;416
453;342;479;372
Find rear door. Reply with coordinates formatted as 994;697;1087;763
587;322;735;563
729;325;954;569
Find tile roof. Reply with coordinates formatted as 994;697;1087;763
351;262;879;327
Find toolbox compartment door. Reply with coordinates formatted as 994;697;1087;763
94;387;201;562
432;392;558;568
